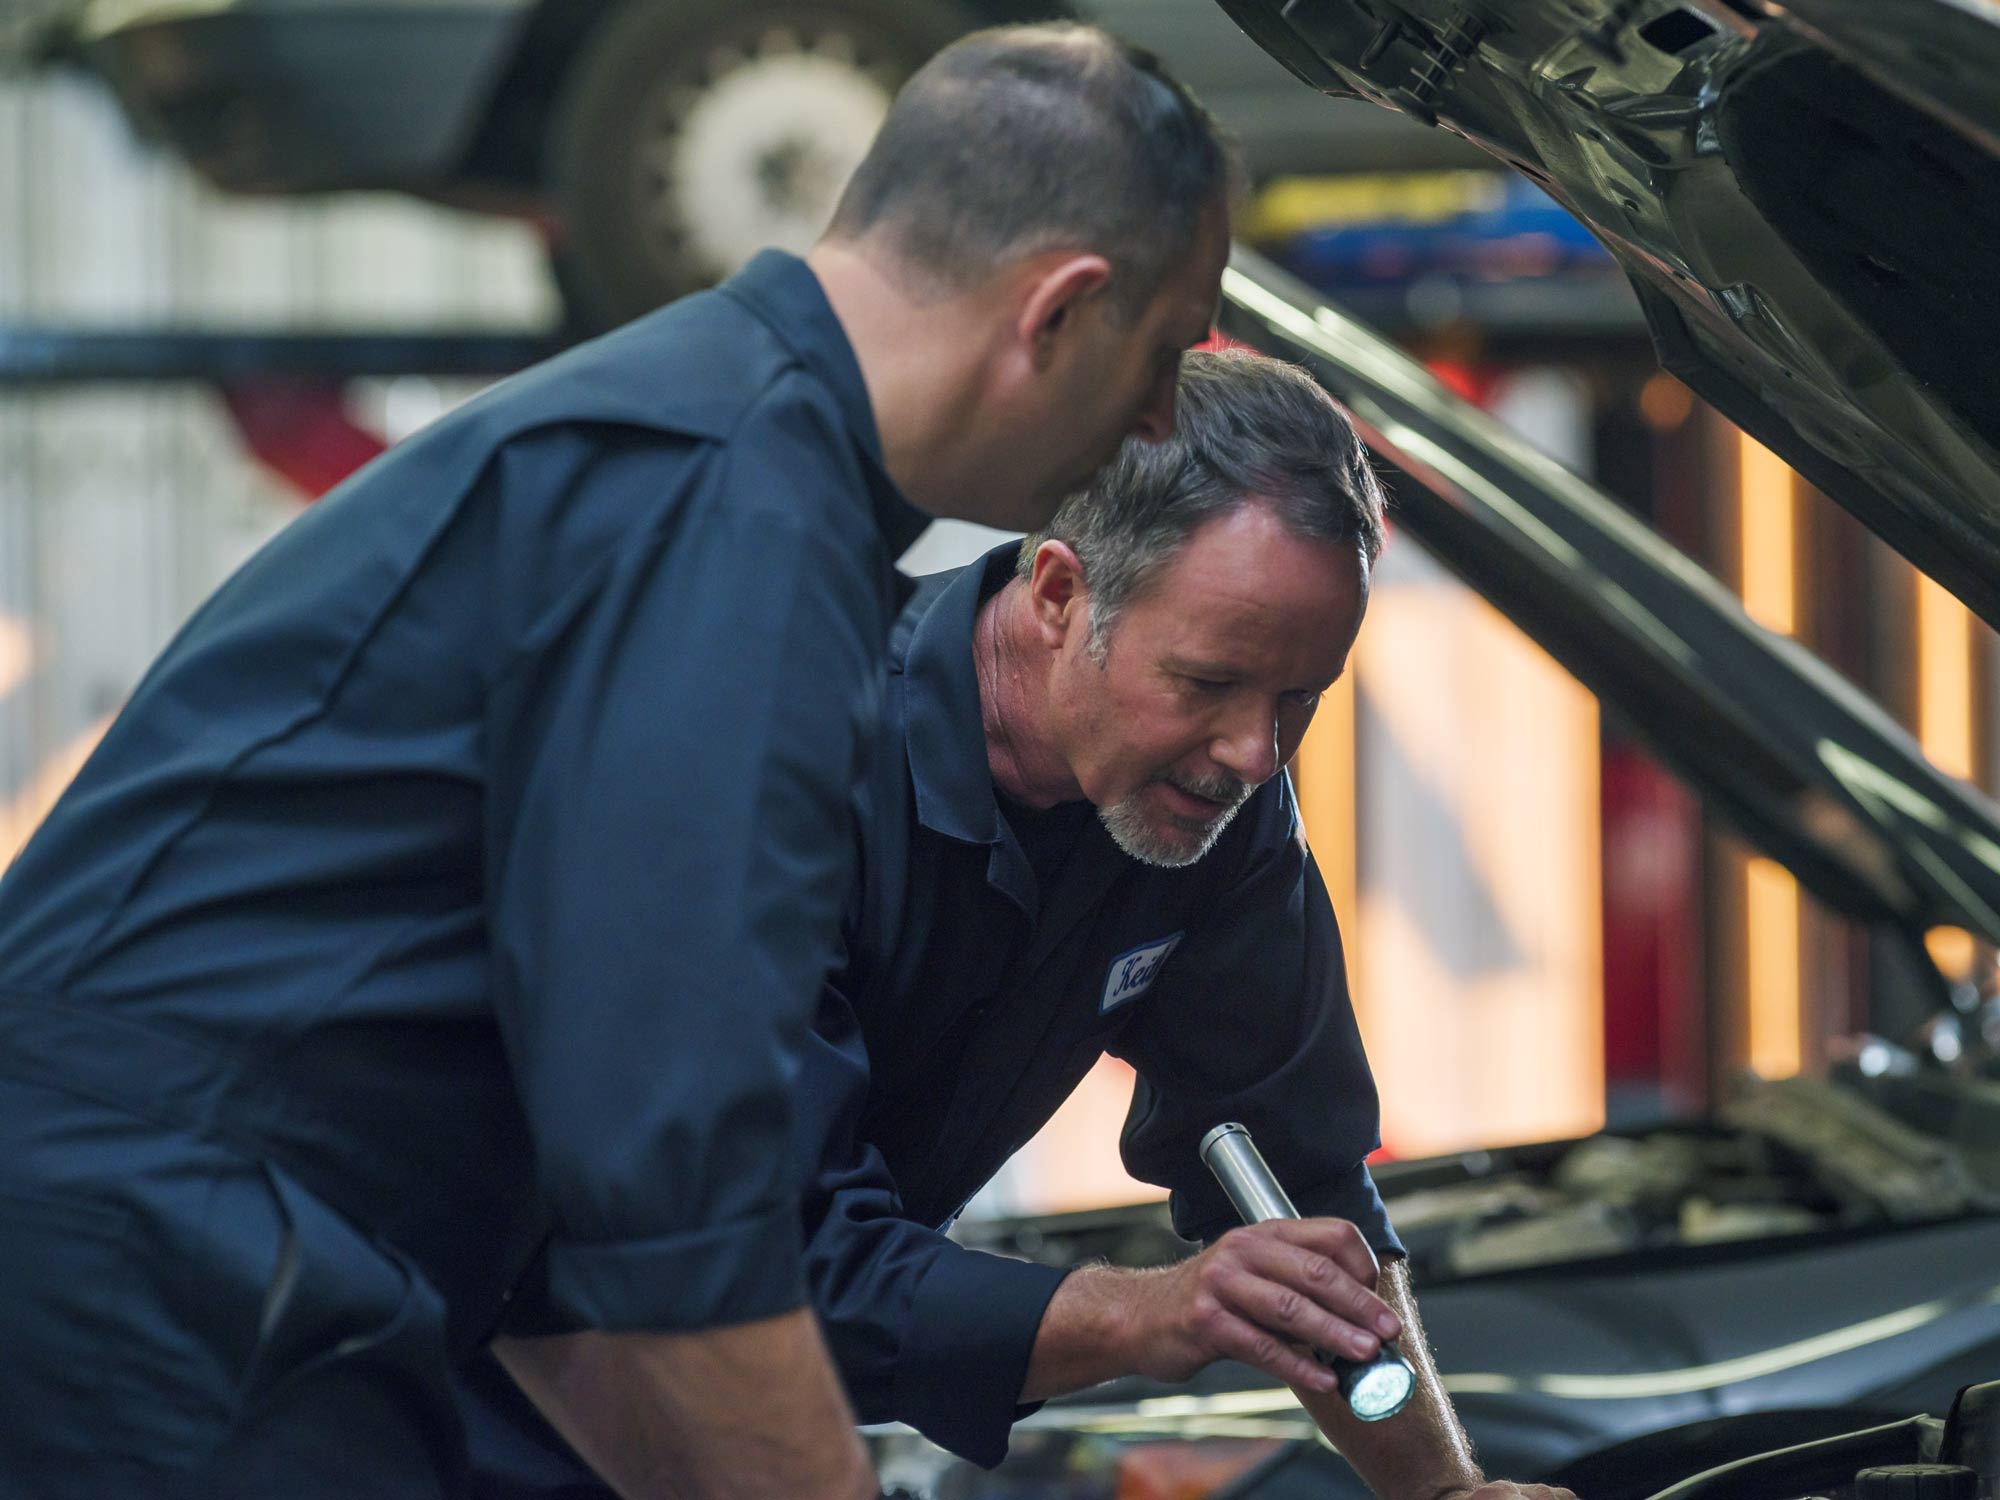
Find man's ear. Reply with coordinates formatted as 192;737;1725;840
1017;254;1114;370
1026;539;1089;649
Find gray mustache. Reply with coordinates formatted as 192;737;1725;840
1164;770;1251;809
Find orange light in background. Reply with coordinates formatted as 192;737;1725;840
1745;855;1802;1078
1733;429;1803;1078
1292;672;1359;943
1351;572;1604;1156
1917;573;1975;783
0;615;30;702
1638;373;1694;431
1738;434;1795;636
1926;925;1978;983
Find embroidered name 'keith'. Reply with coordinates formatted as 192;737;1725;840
1100;934;1184;1013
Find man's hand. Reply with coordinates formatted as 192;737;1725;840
1021;1216;1401;1403
1119;1217;1402;1394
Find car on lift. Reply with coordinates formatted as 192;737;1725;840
863;1;2000;1494
13;0;1482;331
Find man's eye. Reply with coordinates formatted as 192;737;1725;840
1186;677;1230;693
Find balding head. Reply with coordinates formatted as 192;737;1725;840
825;23;1236;317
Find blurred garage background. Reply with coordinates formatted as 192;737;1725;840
2;0;1995;1222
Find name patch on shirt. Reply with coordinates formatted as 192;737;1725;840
1101;933;1184;1013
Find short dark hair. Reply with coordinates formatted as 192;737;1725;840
1019;348;1388;651
826;23;1235;314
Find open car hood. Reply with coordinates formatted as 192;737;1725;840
1214;0;2000;632
1219;248;2000;973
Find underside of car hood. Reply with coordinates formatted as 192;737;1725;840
1214;0;2000;632
1220;248;2000;968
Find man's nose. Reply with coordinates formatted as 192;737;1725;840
1211;707;1279;787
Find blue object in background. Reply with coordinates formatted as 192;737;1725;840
1259;172;1612;288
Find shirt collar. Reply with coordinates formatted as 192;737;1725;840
719;249;931;558
901;544;1022;849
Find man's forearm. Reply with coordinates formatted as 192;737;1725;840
1292;1258;1483;1500
1020;1262;1156;1402
494;1307;876;1500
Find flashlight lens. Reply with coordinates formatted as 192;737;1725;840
1347;1360;1415;1421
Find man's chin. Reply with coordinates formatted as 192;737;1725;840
1098;798;1235;869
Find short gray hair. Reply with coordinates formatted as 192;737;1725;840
1017;348;1387;651
826;24;1237;316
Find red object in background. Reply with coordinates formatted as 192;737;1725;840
1600;743;1704;1108
1116;1439;1283;1500
1196;331;1259;355
220;381;388;502
1423;357;1505;407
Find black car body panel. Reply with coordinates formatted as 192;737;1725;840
1069;0;1487;175
1212;0;2000;634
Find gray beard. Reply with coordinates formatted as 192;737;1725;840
1097;774;1252;868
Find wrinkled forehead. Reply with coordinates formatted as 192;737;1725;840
1115;519;1367;675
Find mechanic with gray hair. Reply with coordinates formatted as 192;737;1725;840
471;350;1576;1500
0;23;1229;1500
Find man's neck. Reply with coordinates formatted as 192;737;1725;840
806;239;992;520
975;581;1084;810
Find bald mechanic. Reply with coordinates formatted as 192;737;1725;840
471;353;1576;1500
0;25;1231;1500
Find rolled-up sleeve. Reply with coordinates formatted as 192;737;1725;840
799;980;1068;1467
1114;778;1402;1258
482;389;894;1334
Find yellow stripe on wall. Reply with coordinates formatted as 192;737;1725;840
1917;573;1975;783
1745;855;1802;1078
1738;434;1795;637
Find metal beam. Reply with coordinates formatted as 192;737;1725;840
0;328;563;386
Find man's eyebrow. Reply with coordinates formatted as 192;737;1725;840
1164;655;1242;678
1166;655;1340;695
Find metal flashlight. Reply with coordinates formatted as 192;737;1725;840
1199;1121;1415;1422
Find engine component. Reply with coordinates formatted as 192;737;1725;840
1853;1463;1977;1499
1723;1075;1987;1221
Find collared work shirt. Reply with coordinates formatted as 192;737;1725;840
469;545;1397;1488
801;546;1397;1464
0;251;924;1490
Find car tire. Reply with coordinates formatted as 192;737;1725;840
547;0;973;331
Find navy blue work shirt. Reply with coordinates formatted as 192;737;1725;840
799;545;1398;1465
0;250;925;1491
469;544;1398;1488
